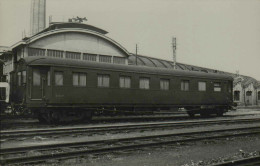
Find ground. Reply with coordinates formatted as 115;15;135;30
1;108;260;166
42;135;260;166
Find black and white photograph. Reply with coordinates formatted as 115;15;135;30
0;0;260;165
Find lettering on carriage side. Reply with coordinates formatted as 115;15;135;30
55;94;64;97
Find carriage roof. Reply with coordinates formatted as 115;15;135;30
20;56;233;81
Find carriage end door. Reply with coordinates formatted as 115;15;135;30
31;68;48;100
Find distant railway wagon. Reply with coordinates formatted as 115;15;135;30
11;56;233;123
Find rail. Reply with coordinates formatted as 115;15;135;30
1;127;259;165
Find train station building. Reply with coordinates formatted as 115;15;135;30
1;20;259;106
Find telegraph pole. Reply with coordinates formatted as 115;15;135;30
135;44;138;65
172;37;177;69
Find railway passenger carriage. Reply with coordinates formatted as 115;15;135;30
11;56;233;123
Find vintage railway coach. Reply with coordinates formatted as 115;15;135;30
11;56;233;122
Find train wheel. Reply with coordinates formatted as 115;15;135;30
200;112;210;117
216;111;224;117
187;112;195;118
38;114;47;123
82;111;93;122
46;111;61;124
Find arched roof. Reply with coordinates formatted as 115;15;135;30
11;28;130;57
43;22;108;34
128;53;238;77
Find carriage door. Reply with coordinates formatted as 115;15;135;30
31;68;48;100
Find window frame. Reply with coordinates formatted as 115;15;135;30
22;71;26;84
181;80;189;91
198;81;206;91
17;72;21;86
32;69;41;86
54;71;64;86
213;82;221;92
234;90;240;101
47;71;51;86
119;76;131;89
160;79;170;91
73;72;87;87
97;74;110;88
139;77;150;90
246;91;252;96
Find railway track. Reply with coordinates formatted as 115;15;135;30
1;126;259;165
1;117;260;140
1;113;258;130
0;114;190;130
213;156;260;166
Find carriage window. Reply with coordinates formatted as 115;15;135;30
98;75;110;87
139;77;150;89
181;80;189;91
160;79;169;90
120;76;131;88
55;72;63;86
198;81;206;91
17;72;21;86
47;71;50;86
228;82;232;93
258;92;260;100
73;73;86;86
22;71;26;84
214;82;221;92
33;70;40;86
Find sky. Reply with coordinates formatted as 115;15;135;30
0;0;259;80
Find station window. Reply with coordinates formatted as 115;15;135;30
98;75;110;87
47;49;63;58
99;55;112;63
181;80;189;91
55;71;63;86
28;47;45;56
114;57;126;64
139;77;150;90
17;72;21;86
33;70;41;86
246;91;252;96
83;53;97;61
119;76;131;88
214;82;221;92
198;81;206;91
65;51;81;60
73;73;86;87
234;91;240;101
258;92;260;100
160;79;169;90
